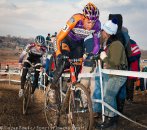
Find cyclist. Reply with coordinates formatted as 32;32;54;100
18;35;47;98
48;2;101;104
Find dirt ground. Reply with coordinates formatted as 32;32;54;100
0;48;147;130
0;81;147;130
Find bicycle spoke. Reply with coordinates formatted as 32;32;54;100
44;87;59;129
23;82;31;115
68;83;93;130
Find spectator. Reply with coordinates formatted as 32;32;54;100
135;77;145;95
126;39;141;103
108;14;131;113
51;32;57;37
5;64;9;72
46;33;51;42
95;19;128;128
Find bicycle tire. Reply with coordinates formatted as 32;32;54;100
44;84;60;129
68;83;93;130
23;80;32;115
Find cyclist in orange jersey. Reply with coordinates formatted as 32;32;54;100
48;2;101;104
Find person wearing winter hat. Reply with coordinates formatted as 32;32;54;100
95;19;128;128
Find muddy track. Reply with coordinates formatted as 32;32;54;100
0;82;147;130
0;83;48;129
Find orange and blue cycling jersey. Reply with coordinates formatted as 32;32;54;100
55;13;101;56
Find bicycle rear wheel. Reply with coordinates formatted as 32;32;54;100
44;84;60;129
68;83;93;130
23;81;32;115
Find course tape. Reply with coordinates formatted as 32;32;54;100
1;69;147;78
92;99;147;129
62;69;147;78
102;69;147;78
62;72;100;78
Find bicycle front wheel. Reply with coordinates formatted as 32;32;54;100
44;84;59;129
23;81;32;115
68;83;93;130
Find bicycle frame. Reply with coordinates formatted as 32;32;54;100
22;67;34;115
59;58;82;102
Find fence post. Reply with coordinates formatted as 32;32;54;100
98;60;105;122
44;73;46;92
8;71;10;85
144;78;147;90
59;77;63;102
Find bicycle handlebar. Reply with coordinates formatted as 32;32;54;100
23;60;41;66
61;56;83;63
83;53;100;62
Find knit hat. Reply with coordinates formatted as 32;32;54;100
102;19;118;35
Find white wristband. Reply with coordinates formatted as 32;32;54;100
100;51;107;60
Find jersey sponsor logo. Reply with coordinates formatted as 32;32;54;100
53;39;57;51
72;28;95;36
62;24;69;32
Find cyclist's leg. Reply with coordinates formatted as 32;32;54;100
51;36;74;87
32;63;41;94
19;61;30;97
48;38;71;105
21;61;30;89
80;66;92;92
69;38;84;77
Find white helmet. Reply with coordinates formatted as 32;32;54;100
102;19;118;35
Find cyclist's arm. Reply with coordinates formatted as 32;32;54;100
18;51;27;64
55;14;81;56
40;48;48;68
18;43;32;64
92;32;100;54
92;21;101;54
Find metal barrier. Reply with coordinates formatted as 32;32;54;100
0;70;21;85
0;70;49;92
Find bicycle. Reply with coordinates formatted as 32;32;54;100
44;57;93;130
22;61;42;115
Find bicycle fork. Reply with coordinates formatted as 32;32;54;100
68;87;77;130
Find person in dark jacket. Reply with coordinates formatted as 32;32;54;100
126;39;141;103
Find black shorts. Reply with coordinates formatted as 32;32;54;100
61;36;84;59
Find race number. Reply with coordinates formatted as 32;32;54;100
62;24;69;32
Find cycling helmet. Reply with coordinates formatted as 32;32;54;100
83;2;99;21
35;35;45;46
